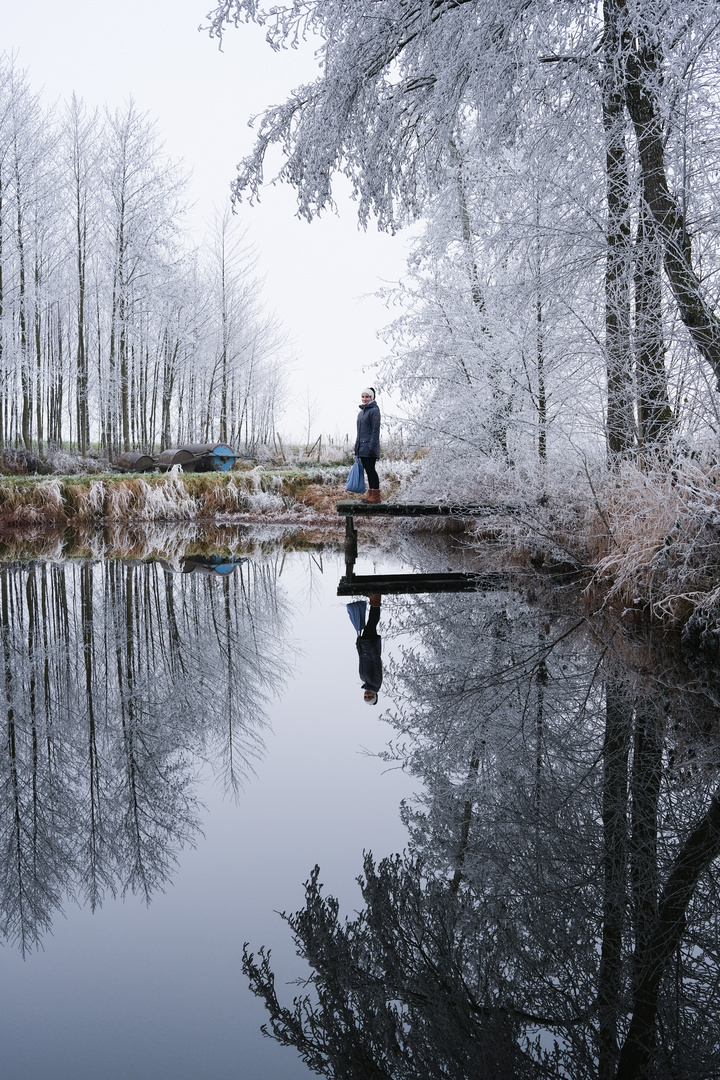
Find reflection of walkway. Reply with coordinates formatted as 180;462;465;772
338;571;510;595
339;497;523;588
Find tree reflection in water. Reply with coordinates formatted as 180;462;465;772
245;590;720;1080
0;557;290;954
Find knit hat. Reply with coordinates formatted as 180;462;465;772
361;387;375;399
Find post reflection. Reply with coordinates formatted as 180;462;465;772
0;557;290;954
246;590;720;1080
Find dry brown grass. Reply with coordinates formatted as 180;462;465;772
584;459;720;622
0;477;67;523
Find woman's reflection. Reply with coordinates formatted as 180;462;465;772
347;595;383;704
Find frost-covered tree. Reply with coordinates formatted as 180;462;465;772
99;101;188;456
0;55;289;460
382;133;607;466
192;209;289;450
207;0;720;464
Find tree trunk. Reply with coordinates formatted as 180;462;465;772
603;0;636;461
0;175;4;451
76;207;88;456
625;26;720;387
635;205;672;450
34;259;44;454
14;150;32;451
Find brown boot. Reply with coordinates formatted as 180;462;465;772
363;488;381;504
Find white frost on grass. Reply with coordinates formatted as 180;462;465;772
137;469;198;520
220;477;248;510
102;467;198;521
83;480;107;516
246;490;284;514
36;477;65;513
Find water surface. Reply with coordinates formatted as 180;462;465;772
0;543;415;1079
0;535;719;1080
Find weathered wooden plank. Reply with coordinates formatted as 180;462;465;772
336;500;520;517
337;572;510;595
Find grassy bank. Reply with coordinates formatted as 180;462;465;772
0;465;357;525
5;455;719;637
0;458;419;526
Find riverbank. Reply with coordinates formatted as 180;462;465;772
504;456;720;637
1;456;720;639
0;464;365;525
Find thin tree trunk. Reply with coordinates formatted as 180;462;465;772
34;267;44;455
0;174;4;451
76;200;88;456
603;0;636;461
635;203;672;452
14;147;32;451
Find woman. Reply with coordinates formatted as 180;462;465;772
354;387;381;503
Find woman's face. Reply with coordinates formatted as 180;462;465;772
361;392;372;405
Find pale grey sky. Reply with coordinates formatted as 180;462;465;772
5;0;411;437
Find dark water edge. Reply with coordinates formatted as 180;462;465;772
0;529;717;1079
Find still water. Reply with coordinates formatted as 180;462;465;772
0;533;718;1080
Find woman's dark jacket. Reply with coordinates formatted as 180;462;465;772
354;400;381;458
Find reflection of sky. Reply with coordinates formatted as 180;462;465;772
0;552;415;1080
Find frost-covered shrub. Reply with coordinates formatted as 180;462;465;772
0;448;54;476
395;446;561;505
48;451;109;475
586;459;720;621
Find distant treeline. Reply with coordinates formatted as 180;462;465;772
0;57;288;460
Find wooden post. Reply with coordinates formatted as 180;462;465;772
344;514;357;579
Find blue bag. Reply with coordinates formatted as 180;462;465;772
345;457;366;494
346;600;367;633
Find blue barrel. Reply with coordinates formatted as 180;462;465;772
207;444;237;471
176;443;239;472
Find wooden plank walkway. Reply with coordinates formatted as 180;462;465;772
337;572;510;596
337;500;522;585
337;500;520;518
